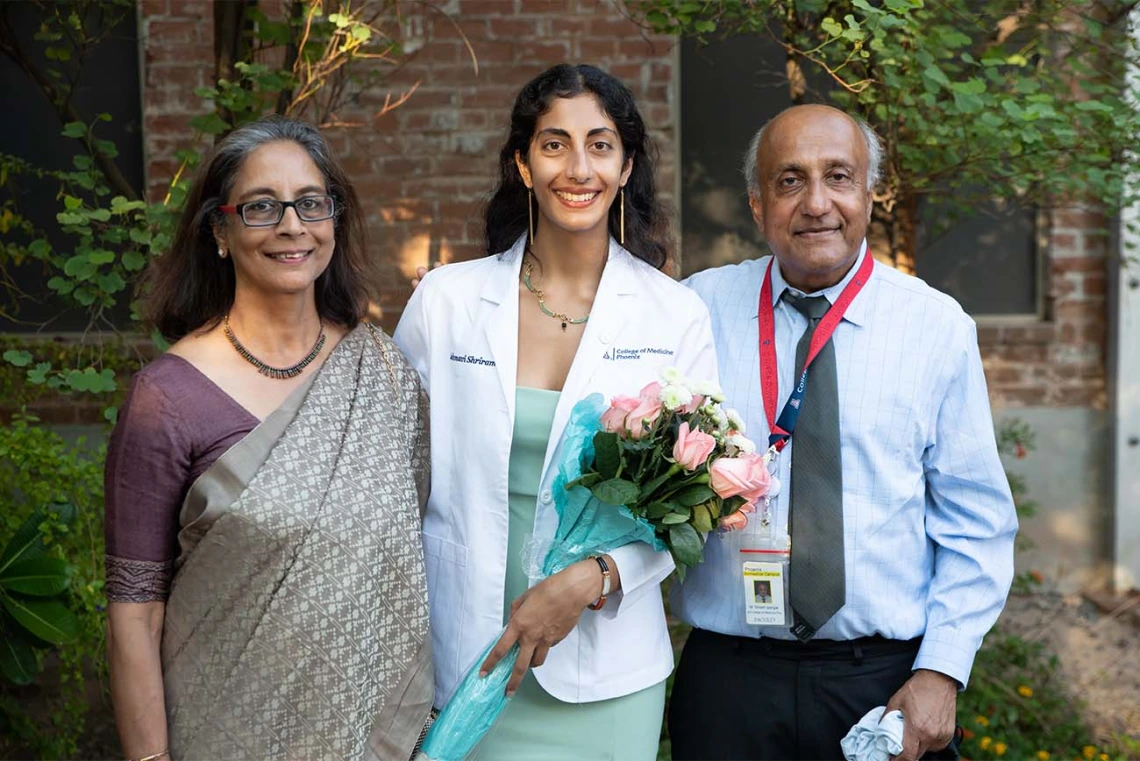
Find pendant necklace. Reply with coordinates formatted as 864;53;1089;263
224;314;326;379
522;258;590;332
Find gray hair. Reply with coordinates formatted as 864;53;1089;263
742;109;883;196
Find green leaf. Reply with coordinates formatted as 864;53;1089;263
26;363;52;385
0;596;80;646
27;239;50;258
820;16;843;37
88;208;112;222
0;508;52;575
3;350;32;368
661;506;692;524
63;256;97;280
645;501;676;519
0;631;38;685
95;139;118;158
590;478;640;506
61;122;86;138
592;431;621;480
190;112;230;135
668;523;703;568
98;273;127;293
87;249;116;264
0;558;71;597
923;65;951;90
121;250;147;271
675;484;716;507
63;195;83;210
691;502;714;534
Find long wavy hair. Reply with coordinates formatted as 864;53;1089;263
142;115;369;342
484;64;670;269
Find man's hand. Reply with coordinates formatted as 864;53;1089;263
886;669;958;761
478;559;605;697
411;262;443;290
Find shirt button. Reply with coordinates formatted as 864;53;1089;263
600;332;613;344
541;490;553;504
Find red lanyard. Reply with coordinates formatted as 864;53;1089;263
758;253;873;451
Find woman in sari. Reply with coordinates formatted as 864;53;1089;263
395;64;717;760
104;115;432;761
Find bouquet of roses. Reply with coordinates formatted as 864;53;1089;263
414;369;768;761
574;368;771;577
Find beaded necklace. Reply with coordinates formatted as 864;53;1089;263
224;314;326;379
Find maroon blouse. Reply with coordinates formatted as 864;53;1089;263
103;354;259;602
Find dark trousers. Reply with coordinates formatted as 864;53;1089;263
668;628;956;761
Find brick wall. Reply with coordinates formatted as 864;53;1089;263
136;0;1108;410
979;207;1108;409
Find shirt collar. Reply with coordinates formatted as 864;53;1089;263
769;240;871;327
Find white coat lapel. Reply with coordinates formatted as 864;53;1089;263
540;239;640;479
480;237;525;417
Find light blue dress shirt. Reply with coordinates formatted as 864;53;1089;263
672;244;1018;687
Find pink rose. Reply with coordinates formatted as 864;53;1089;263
625;384;664;440
709;453;771;502
601;395;640;434
719;509;749;531
673;422;717;471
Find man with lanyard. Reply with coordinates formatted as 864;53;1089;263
669;105;1018;760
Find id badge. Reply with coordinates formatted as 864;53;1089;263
740;541;791;627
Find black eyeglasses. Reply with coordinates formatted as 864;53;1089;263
219;194;337;227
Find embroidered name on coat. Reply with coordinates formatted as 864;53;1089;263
450;353;497;367
603;347;675;361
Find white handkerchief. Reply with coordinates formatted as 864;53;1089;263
840;705;905;761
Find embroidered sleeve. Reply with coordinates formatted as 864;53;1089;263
104;554;172;603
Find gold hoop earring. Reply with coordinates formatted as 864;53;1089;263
527;188;534;245
620;187;625;246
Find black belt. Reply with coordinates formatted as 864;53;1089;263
694;627;922;664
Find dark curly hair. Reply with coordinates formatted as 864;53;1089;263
142;115;369;341
484;64;670;269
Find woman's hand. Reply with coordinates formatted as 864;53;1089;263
479;557;617;696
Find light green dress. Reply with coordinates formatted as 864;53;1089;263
472;387;666;761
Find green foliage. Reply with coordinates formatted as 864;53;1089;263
0;416;106;760
629;0;1140;258
956;629;1132;760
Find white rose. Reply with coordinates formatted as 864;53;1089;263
659;383;694;411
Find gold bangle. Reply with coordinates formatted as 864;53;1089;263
129;750;170;761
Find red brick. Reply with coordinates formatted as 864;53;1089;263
486;18;539;38
167;0;210;17
575;39;617;60
147;19;201;44
460;0;519;15
140;0;168;15
1051;257;1104;274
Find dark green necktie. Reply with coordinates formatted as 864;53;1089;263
784;293;845;641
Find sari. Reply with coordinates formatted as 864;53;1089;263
159;325;433;760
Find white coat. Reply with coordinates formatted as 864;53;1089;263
393;235;719;707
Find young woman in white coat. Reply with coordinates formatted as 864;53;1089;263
394;64;718;760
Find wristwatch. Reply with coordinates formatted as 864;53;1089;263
586;554;611;610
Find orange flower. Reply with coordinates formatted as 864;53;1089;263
1030;570;1044;584
995;742;1007;756
1017;685;1034;698
980;737;993;750
1098;755;1109;761
962;728;976;740
1082;747;1097;760
1037;752;1050;760
975;715;990;727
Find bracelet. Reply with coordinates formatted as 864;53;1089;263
128;750;170;761
586;555;611;611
